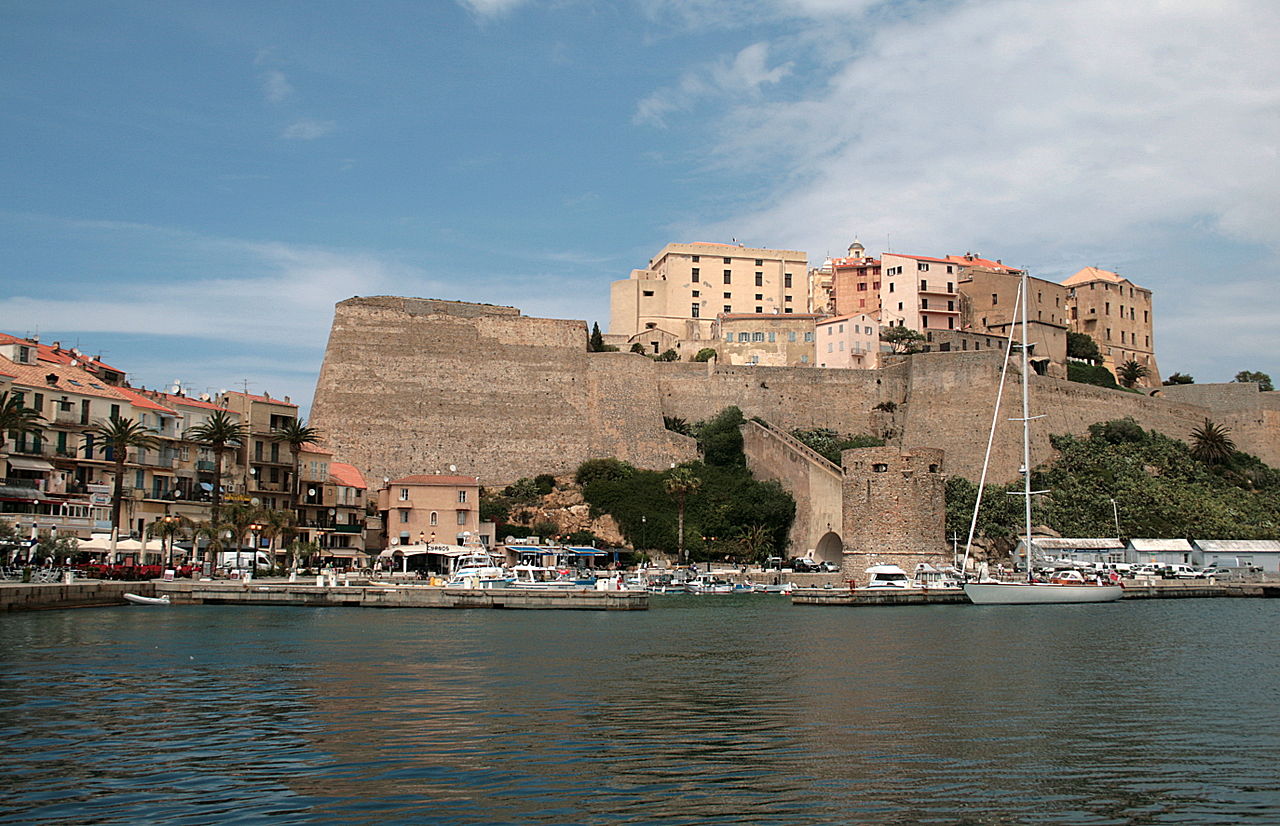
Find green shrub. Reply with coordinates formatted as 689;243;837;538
1068;362;1120;389
575;458;636;487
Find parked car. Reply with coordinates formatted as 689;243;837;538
788;557;821;573
1166;563;1199;579
1196;566;1239;579
818;560;840;573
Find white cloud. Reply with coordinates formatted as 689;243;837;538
636;42;792;126
281;119;335;140
261;69;293;103
456;0;531;19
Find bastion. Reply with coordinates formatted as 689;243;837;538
311;296;1280;489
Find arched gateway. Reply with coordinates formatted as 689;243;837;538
814;531;843;564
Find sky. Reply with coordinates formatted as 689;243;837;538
2;0;1277;413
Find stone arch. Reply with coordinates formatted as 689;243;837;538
814;531;843;564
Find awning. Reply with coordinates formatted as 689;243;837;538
5;456;55;472
324;549;369;559
199;482;214;491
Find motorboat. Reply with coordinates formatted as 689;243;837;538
684;573;735;594
862;564;913;589
445;552;512;588
123;593;171;606
509;564;592;589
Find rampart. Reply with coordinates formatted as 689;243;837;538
311;297;1279;487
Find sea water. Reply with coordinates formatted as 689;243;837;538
0;596;1277;824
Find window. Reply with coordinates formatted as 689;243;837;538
992;293;998;306
752;332;765;342
947;282;953;292
691;268;700;281
738;332;750;342
948;317;955;330
804;332;814;342
873;463;888;473
784;274;792;288
400;510;409;524
399;488;409;501
755;306;763;313
458;490;467;503
755;259;763;266
723;257;731;264
785;294;793;304
642;290;654;297
827;342;833;353
755;293;763;300
271;442;280;462
918;262;930;271
788;332;796;342
857;282;867;292
723;271;732;284
922;316;929;328
722;291;731;299
947;300;954;311
724;333;733;342
691;304;700;318
255;441;264;460
429;511;438;525
897;302;904;311
1105;302;1111;314
110;403;121;419
920;280;928;291
768;332;776;342
755;273;763;286
457;510;467;525
922;299;929;309
723;305;731;313
800;355;809;363
692;290;700;297
691;255;700;262
80;399;90;425
784;308;793;313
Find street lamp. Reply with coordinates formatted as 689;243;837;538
248;521;263;570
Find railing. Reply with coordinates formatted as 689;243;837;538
2;477;44;491
332;524;363;534
196;460;216;471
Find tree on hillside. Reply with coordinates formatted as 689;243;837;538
1190;418;1236;465
1066;331;1102;364
1163;372;1195;385
692;347;717;362
1234;371;1274;392
664;466;701;564
1117;359;1150;388
654;349;679;362
0;391;44;453
696;406;746;467
92;415;160;557
589;322;605;352
880;326;927;354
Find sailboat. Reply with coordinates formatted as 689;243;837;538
960;267;1123;606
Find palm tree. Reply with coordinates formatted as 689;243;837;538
1190;418;1236;465
185;410;249;547
663;466;702;564
146;514;190;568
259;507;296;570
271;418;323;524
191;519;231;571
1117;359;1150;388
221;502;265;567
0;390;44;453
91;415;159;559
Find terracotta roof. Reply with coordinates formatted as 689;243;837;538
386;474;479;487
299;441;332;457
143;390;229;413
0;334;127;375
882;252;957;265
946;254;1020;273
1063;266;1127;286
329;462;367;489
222;390;298;408
113;386;178;415
817;313;878;325
0;354;138;405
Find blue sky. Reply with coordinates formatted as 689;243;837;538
2;0;1277;412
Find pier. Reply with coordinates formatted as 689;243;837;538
792;580;1279;606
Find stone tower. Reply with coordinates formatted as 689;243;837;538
840;446;949;581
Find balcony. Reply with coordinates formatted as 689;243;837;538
196;460;216;472
332;523;363;534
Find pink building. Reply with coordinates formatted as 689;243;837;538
815;313;881;369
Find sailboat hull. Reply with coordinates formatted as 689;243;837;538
963;582;1123;605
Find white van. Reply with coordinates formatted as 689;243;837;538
1165;563;1198;579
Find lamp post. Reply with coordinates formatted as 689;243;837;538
248;521;263;571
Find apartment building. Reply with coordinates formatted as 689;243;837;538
957;261;1069;378
712;313;821;366
815;313;881;369
610;242;809;356
376;474;483;548
879;253;961;332
828;240;882;319
220;390;300;512
1063;267;1160;386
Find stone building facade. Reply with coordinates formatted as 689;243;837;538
712;313;822;366
840;446;949;581
1064;266;1160;386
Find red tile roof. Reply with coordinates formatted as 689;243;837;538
113;385;178;415
882;252;957;265
946;254;1020;273
0;355;137;405
1063;266;1129;286
386;474;479;487
329;462;367;489
142;390;229;412
223;390;298;408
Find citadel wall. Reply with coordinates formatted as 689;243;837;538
311;297;1278;490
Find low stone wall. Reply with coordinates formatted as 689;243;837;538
0;580;155;612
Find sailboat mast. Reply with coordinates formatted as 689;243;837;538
1020;267;1034;582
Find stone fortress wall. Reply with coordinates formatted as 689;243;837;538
312;297;1279;491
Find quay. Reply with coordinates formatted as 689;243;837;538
792;580;1280;606
0;578;648;612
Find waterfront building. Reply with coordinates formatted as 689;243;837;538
1063;266;1160;386
609;241;809;357
375;474;486;549
814;313;882;369
325;462;369;558
219;390;301;513
712;313;822;366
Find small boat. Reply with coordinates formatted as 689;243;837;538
509;564;592;589
685;573;735;594
862;564;914;589
123;593;171;606
445;552;512;588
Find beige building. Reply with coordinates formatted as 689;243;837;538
1063;267;1160;386
712;313;821;366
376;474;482;548
221;390;301;513
956;262;1069;378
815;313;882;369
610;241;809;357
880;253;961;332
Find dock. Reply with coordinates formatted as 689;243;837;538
792;581;1279;606
156;580;648;610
